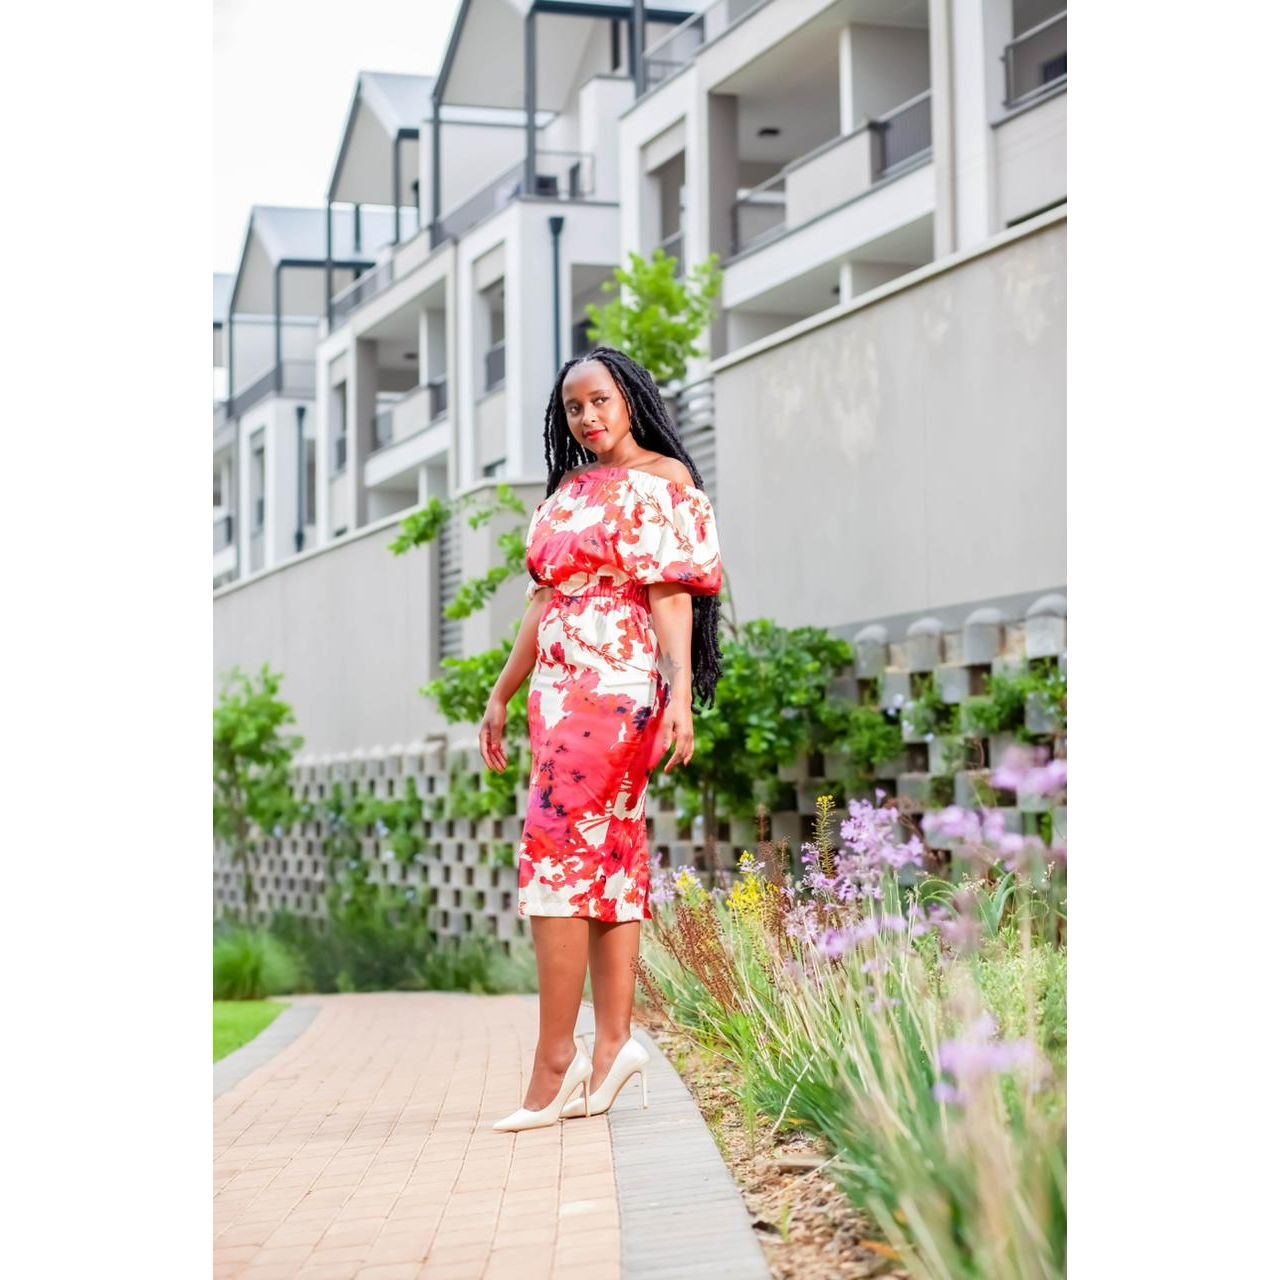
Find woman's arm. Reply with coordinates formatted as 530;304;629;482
648;584;696;771
479;585;553;773
492;585;552;704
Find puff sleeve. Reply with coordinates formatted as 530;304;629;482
619;485;723;596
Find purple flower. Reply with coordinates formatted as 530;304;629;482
990;744;1067;797
818;928;852;960
934;1012;1039;1105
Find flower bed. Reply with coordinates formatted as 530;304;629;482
640;745;1067;1280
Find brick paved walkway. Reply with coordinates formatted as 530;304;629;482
213;993;620;1280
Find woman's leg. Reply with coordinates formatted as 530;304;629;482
585;921;642;1089
524;917;590;1109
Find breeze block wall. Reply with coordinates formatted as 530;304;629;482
213;593;1067;944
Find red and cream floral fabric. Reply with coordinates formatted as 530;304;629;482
518;465;722;921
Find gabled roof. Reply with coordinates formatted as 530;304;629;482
248;205;398;264
228;205;400;315
436;0;696;111
329;72;433;206
358;70;435;132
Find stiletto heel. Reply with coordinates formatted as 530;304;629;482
561;1037;651;1119
492;1048;593;1132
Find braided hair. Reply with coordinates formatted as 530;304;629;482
537;345;724;711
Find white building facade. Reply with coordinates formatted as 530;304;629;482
214;0;1066;747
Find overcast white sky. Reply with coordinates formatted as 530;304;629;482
213;0;463;274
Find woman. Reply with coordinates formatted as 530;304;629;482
478;346;724;1132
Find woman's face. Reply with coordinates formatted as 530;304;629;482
562;360;632;454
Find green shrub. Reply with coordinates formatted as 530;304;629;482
262;908;538;995
213;927;301;1000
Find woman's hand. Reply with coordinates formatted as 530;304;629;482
659;697;696;772
479;696;508;773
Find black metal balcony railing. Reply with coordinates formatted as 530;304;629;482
483;342;506;393
213;513;234;554
433;151;596;246
730;86;933;256
871;90;933;178
428;375;448;421
1003;11;1067;108
227;360;315;419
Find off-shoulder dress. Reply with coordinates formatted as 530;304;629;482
518;465;723;921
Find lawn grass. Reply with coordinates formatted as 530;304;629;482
214;999;287;1062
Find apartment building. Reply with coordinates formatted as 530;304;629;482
214;0;1065;741
619;0;1065;353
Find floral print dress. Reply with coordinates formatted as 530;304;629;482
518;465;723;922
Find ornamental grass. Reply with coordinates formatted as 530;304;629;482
643;745;1067;1280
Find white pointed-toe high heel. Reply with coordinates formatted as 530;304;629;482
561;1037;650;1118
492;1047;593;1132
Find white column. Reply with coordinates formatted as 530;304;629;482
237;416;252;575
314;361;330;545
417;305;430;387
928;0;957;257
349;337;377;528
838;260;855;304
838;25;856;134
950;0;1012;250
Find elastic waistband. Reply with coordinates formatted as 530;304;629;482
553;579;650;606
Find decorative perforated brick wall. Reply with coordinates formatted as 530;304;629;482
213;594;1066;941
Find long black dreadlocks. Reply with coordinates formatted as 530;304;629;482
536;345;724;712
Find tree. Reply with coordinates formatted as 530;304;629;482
585;248;723;388
213;664;303;923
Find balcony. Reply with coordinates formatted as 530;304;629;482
371;382;446;455
330;260;394;329
1003;11;1067;109
433;151;595;246
227;360;315;419
731;91;932;257
642;0;760;90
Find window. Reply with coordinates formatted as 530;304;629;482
482;458;507;478
332;382;348;472
305;439;316;525
482;281;506;392
250;432;265;532
213;466;223;507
